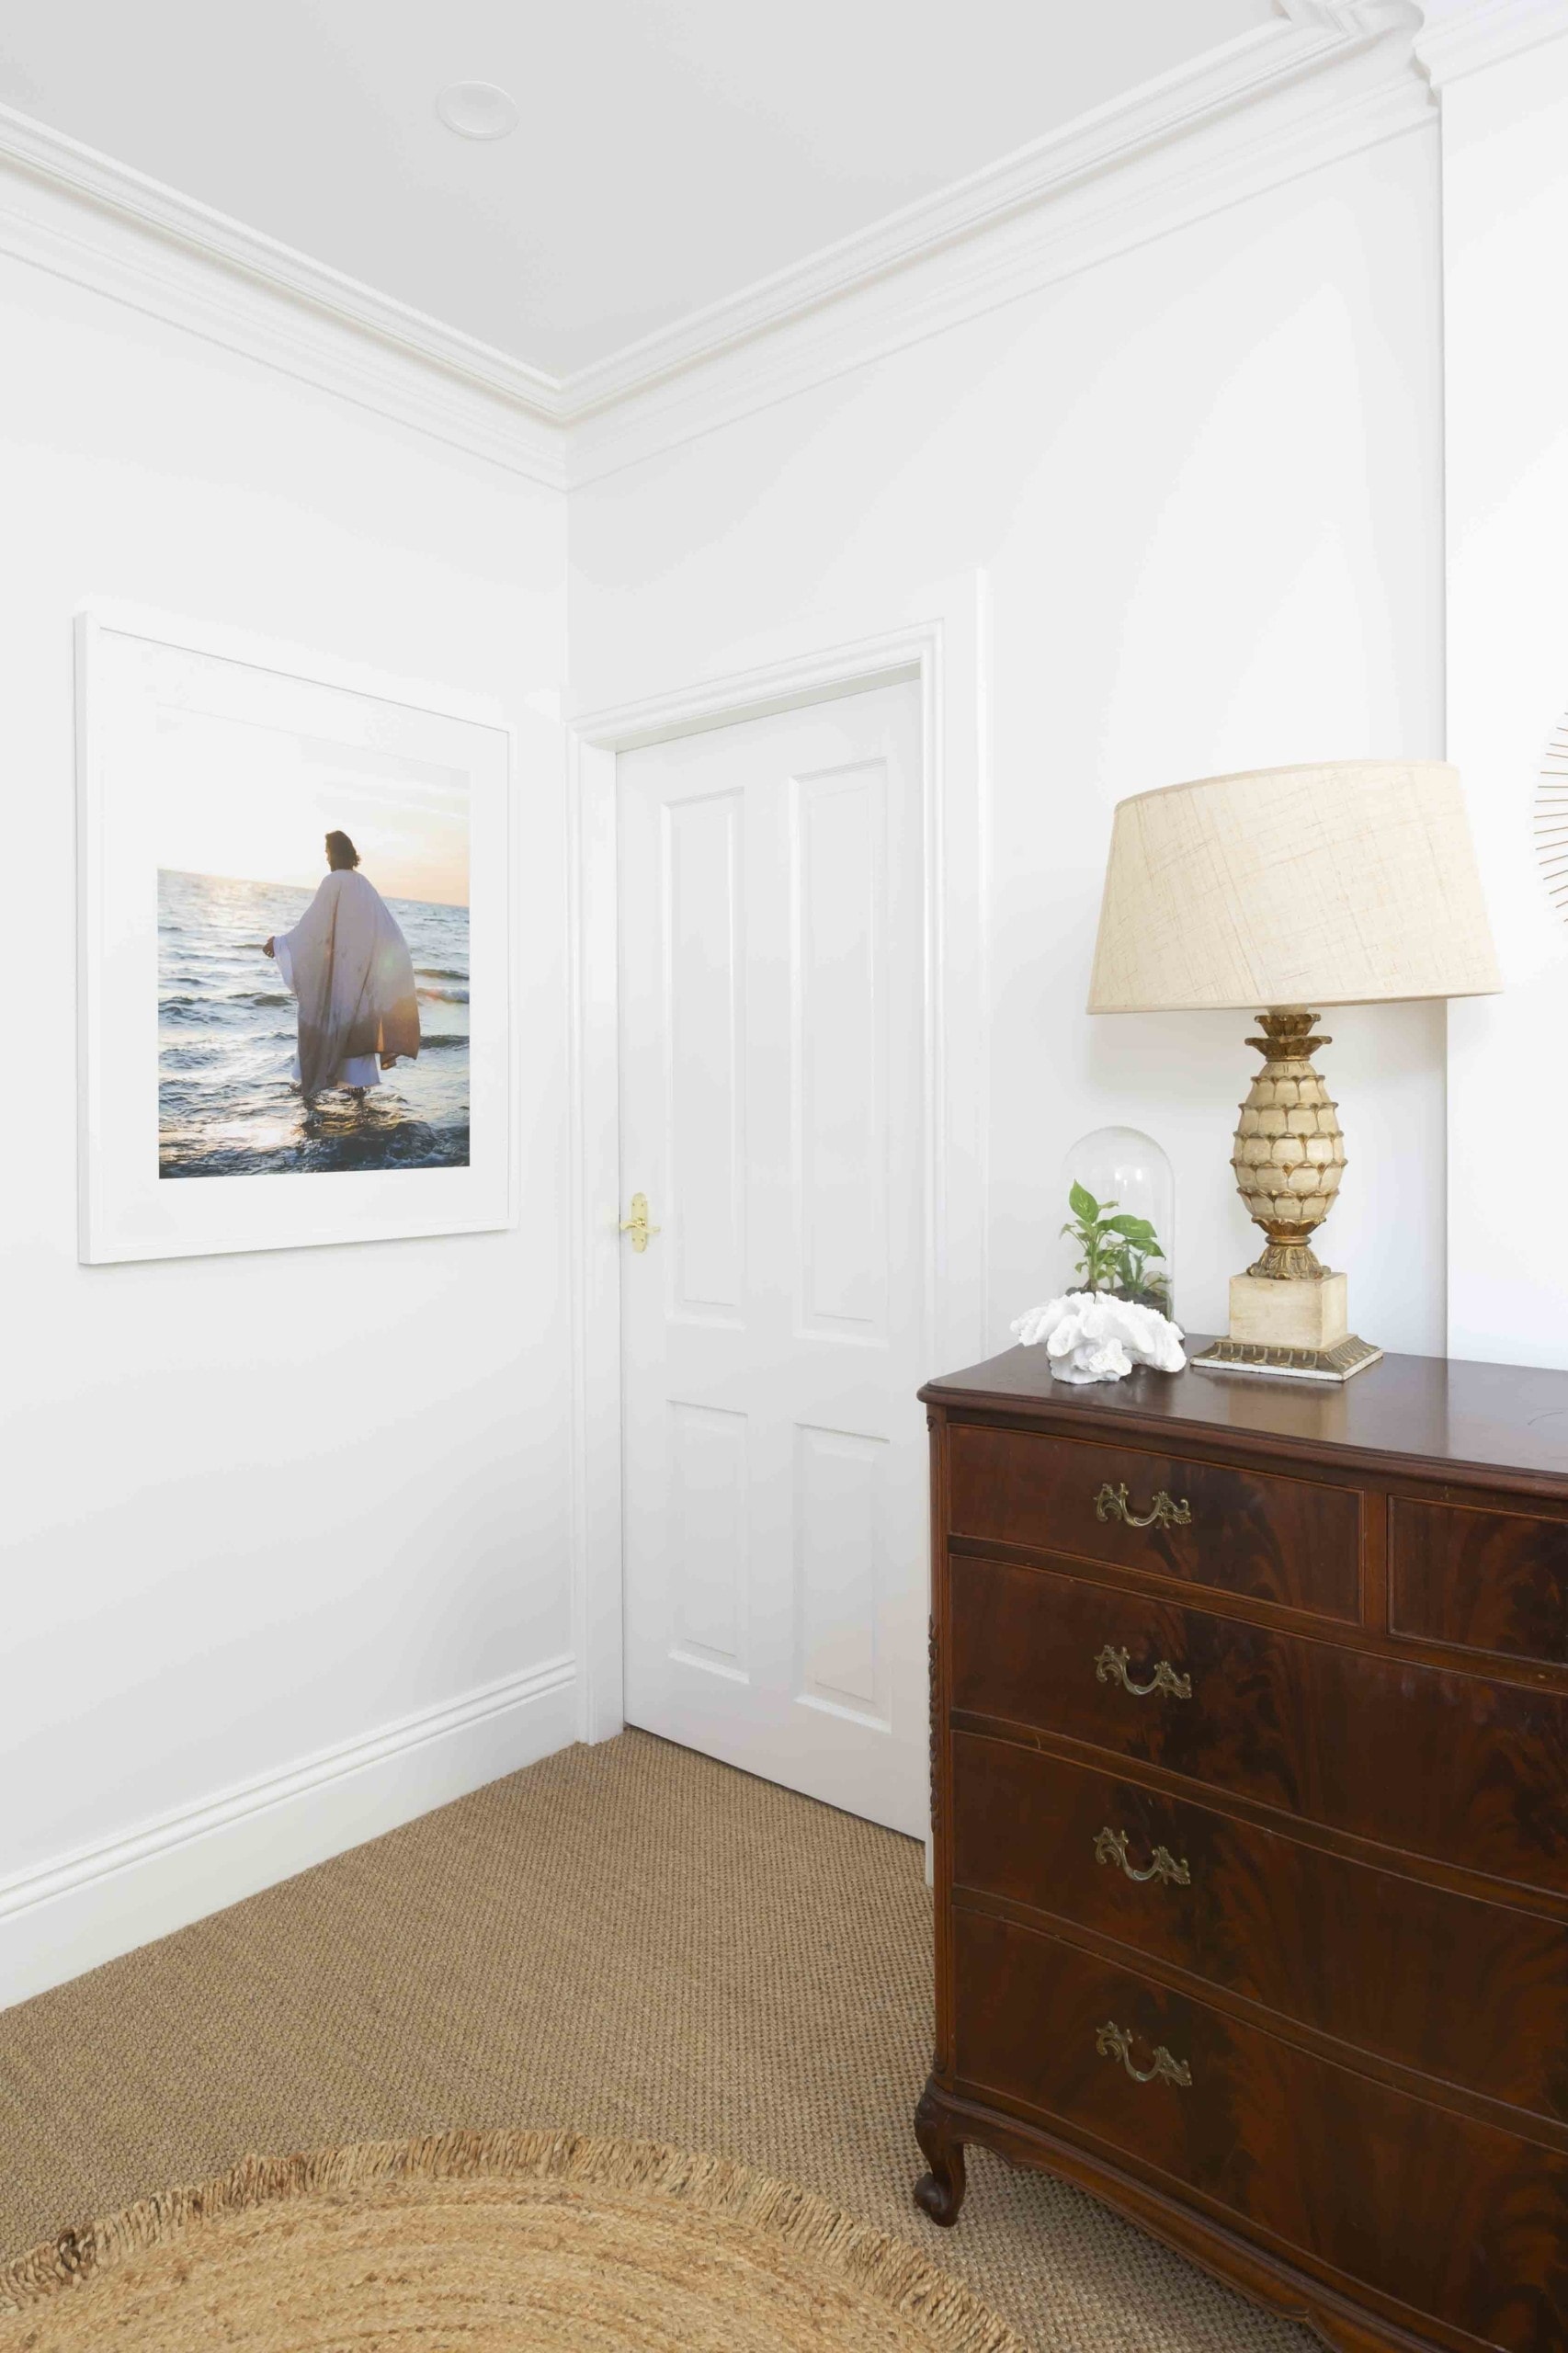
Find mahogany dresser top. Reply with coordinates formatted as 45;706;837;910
920;1342;1568;1496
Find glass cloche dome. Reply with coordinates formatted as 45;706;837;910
1055;1126;1176;1320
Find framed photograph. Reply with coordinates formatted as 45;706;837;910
77;606;516;1262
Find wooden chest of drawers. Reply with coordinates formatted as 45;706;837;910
915;1344;1568;2353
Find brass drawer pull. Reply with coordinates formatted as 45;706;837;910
1095;1481;1191;1531
1095;1826;1191;1887
1096;2019;1192;2088
1095;1643;1192;1700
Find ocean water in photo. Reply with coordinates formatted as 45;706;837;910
159;870;470;1177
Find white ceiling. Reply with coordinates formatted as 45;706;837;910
0;0;1279;379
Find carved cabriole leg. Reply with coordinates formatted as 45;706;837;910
914;2077;968;2225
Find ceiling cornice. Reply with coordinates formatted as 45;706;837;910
562;13;1410;417
1413;0;1568;82
2;2;1522;481
0;166;567;485
566;6;1435;482
0;99;571;421
1278;2;1423;32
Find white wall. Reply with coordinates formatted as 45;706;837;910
571;129;1448;1359
0;179;574;2005
0;70;1482;2007
1442;30;1568;1368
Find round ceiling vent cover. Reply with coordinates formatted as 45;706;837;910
436;83;519;141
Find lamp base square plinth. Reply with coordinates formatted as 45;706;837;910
1191;1334;1383;1382
1227;1269;1348;1349
1194;1271;1380;1380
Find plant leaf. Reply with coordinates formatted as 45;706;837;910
1067;1180;1099;1222
1107;1214;1158;1245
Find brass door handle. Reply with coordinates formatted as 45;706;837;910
1095;1827;1191;1887
1096;2020;1191;2088
619;1192;660;1253
1095;1643;1191;1700
1095;1481;1191;1531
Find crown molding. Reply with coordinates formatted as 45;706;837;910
561;16;1396;418
565;7;1433;483
0;100;568;421
0;5;1437;482
1413;0;1568;84
1278;1;1423;32
0;163;566;486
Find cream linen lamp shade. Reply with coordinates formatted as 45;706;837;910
1086;760;1501;1382
1088;761;1500;1015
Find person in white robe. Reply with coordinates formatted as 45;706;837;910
264;831;420;1101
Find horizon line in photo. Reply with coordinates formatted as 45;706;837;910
158;864;470;914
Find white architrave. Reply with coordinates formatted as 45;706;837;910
563;575;989;1744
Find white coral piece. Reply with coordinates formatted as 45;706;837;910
1010;1290;1187;1384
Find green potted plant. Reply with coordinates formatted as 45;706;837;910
1061;1180;1172;1315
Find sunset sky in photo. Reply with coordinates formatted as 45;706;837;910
154;706;470;908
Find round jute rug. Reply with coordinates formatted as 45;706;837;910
0;2130;1024;2353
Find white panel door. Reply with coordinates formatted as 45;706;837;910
618;681;927;1836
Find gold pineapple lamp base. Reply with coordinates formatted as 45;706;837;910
1189;1010;1383;1385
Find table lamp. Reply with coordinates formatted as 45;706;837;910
1086;761;1501;1381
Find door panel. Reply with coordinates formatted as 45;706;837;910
619;682;926;1835
793;758;887;1338
665;790;744;1321
794;1422;888;1725
668;1401;749;1677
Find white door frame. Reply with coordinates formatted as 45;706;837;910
565;572;990;1745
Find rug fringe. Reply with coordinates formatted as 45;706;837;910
0;2129;1024;2353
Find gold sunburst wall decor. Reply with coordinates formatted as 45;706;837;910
1532;711;1568;924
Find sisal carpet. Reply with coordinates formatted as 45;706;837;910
0;2132;1023;2352
0;1730;1312;2351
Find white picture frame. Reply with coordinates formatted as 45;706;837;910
76;603;517;1263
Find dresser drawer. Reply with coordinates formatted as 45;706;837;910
947;1421;1361;1620
951;1908;1568;2350
1392;1494;1568;1671
949;1553;1568;1899
951;1731;1568;2128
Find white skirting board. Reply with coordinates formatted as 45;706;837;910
0;1656;577;2012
